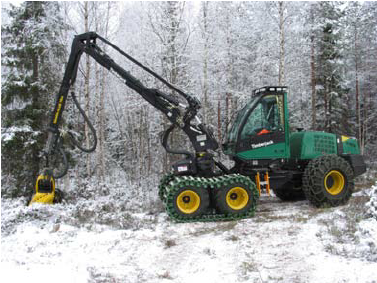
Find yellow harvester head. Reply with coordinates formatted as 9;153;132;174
29;171;55;205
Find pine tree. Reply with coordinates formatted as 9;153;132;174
314;2;349;134
360;2;377;159
344;1;377;156
1;2;66;197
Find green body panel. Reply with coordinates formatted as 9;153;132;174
341;137;360;155
289;132;304;158
290;131;337;159
236;142;287;160
289;131;360;160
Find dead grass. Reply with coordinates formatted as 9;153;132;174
158;271;173;280
164;239;177;249
226;234;240;241
237;260;259;282
189;221;238;237
316;194;371;257
254;213;287;223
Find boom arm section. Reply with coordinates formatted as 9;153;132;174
45;32;219;178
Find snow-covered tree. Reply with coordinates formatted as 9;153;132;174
313;2;349;134
360;2;377;160
1;1;66;197
344;1;377;157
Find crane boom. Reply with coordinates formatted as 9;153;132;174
43;32;221;180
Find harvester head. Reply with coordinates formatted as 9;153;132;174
29;169;55;205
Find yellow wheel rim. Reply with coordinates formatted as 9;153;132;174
324;170;345;196
226;187;249;210
176;190;201;214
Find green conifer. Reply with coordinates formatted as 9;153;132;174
1;2;66;197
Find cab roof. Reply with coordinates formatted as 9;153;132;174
252;86;288;96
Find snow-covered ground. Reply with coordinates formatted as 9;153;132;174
1;183;377;283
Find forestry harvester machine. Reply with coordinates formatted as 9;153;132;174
30;32;366;222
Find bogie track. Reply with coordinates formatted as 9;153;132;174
158;173;259;222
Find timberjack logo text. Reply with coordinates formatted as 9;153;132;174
251;140;274;149
53;96;64;124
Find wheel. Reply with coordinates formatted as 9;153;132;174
172;186;209;218
303;155;354;207
215;183;254;215
273;182;306;201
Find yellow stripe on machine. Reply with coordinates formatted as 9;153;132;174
53;96;64;124
341;135;350;142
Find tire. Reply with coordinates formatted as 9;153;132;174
215;182;254;215
303;155;354;207
273;182;306;201
172;186;209;218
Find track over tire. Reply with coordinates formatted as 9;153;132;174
273;182;306;201
171;186;210;218
215;182;255;215
303;155;354;207
158;172;174;202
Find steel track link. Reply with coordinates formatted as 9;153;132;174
159;173;259;223
158;172;175;202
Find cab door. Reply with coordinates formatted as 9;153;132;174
235;93;288;160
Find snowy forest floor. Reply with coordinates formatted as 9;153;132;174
1;180;377;283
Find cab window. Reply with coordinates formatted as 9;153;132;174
240;94;284;140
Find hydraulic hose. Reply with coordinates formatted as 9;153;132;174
161;124;193;159
44;134;68;179
47;91;96;179
53;146;69;179
69;91;97;153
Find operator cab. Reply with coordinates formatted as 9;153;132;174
224;86;289;161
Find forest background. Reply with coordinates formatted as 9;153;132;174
2;1;377;199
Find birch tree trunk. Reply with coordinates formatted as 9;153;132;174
202;2;209;125
225;92;231;139
324;88;329;132
94;4;100;180
217;100;222;143
310;5;316;130
278;1;285;85
361;83;370;156
361;75;367;155
98;2;112;182
354;25;362;151
139;109;143;179
225;8;232;138
84;1;91;177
